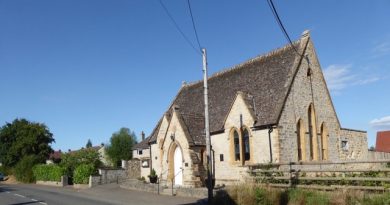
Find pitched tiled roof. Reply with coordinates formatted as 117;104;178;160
133;136;151;150
376;131;390;152
179;112;205;145
149;34;309;145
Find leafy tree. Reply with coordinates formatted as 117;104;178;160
60;148;101;177
86;139;92;148
106;127;137;166
0;119;54;168
14;155;40;183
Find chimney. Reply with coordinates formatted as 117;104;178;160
141;131;145;141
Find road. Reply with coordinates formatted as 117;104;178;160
0;183;201;205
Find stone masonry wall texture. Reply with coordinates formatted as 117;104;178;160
277;35;367;163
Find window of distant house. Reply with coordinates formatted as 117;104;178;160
243;129;250;161
233;130;240;161
138;150;143;155
341;140;349;151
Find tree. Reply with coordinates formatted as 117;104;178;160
86;139;92;148
105;127;137;166
0;119;55;168
60;148;101;178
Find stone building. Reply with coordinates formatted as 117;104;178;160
134;31;368;187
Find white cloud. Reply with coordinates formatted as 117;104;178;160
370;116;390;130
372;41;390;58
323;64;379;93
323;64;355;91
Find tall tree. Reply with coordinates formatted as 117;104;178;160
86;139;92;148
105;127;137;166
0;118;55;167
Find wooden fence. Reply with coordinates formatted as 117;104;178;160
247;160;390;191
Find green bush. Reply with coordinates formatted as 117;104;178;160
33;164;65;182
14;155;39;183
0;166;12;175
73;164;95;184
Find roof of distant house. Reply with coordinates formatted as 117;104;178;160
376;131;390;152
49;150;62;160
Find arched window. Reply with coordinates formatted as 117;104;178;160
243;129;250;161
321;123;329;160
297;119;306;161
233;130;240;161
308;104;318;160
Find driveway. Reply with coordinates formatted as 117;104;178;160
0;183;202;205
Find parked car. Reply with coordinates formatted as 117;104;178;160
0;172;4;181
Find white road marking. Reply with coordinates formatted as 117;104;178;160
39;202;47;205
14;193;26;198
31;199;38;201
6;191;10;194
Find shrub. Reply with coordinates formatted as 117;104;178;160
14;155;39;183
73;164;95;184
0;166;12;175
60;148;101;178
33;164;65;182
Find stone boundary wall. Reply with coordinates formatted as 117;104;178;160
368;151;390;160
89;175;101;188
126;159;141;179
36;176;68;187
99;168;126;184
36;180;63;187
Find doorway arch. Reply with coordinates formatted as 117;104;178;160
173;146;183;185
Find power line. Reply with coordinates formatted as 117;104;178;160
187;0;202;51
266;0;301;56
158;0;201;56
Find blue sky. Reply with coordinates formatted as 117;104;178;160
0;0;389;150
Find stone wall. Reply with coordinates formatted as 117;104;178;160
368;151;390;160
89;175;101;188
339;129;368;160
126;159;141;179
98;168;126;184
35;176;68;187
277;36;368;163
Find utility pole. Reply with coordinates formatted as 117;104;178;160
202;48;213;202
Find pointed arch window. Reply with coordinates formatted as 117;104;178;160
233;130;240;161
297;119;306;161
308;104;319;160
243;129;250;161
321;123;329;160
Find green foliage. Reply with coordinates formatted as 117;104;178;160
73;164;95;184
60;148;101;177
33;164;65;182
255;188;273;205
0;166;12;175
150;168;156;177
105;127;137;166
0;119;54;168
14;155;40;183
288;189;329;205
86;139;92;148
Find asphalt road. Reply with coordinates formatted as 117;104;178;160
0;183;201;205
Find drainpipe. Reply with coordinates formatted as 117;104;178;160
149;143;152;174
268;127;273;163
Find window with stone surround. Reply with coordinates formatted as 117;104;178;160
233;130;240;161
243;129;250;161
341;140;349;151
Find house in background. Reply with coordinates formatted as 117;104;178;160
132;131;151;179
375;131;390;152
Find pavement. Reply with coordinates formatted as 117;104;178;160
0;183;203;205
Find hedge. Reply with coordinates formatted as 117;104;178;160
14;155;39;183
33;164;65;182
73;164;95;184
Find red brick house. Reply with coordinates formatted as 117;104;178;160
375;131;390;152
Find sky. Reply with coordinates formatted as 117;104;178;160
0;0;389;151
